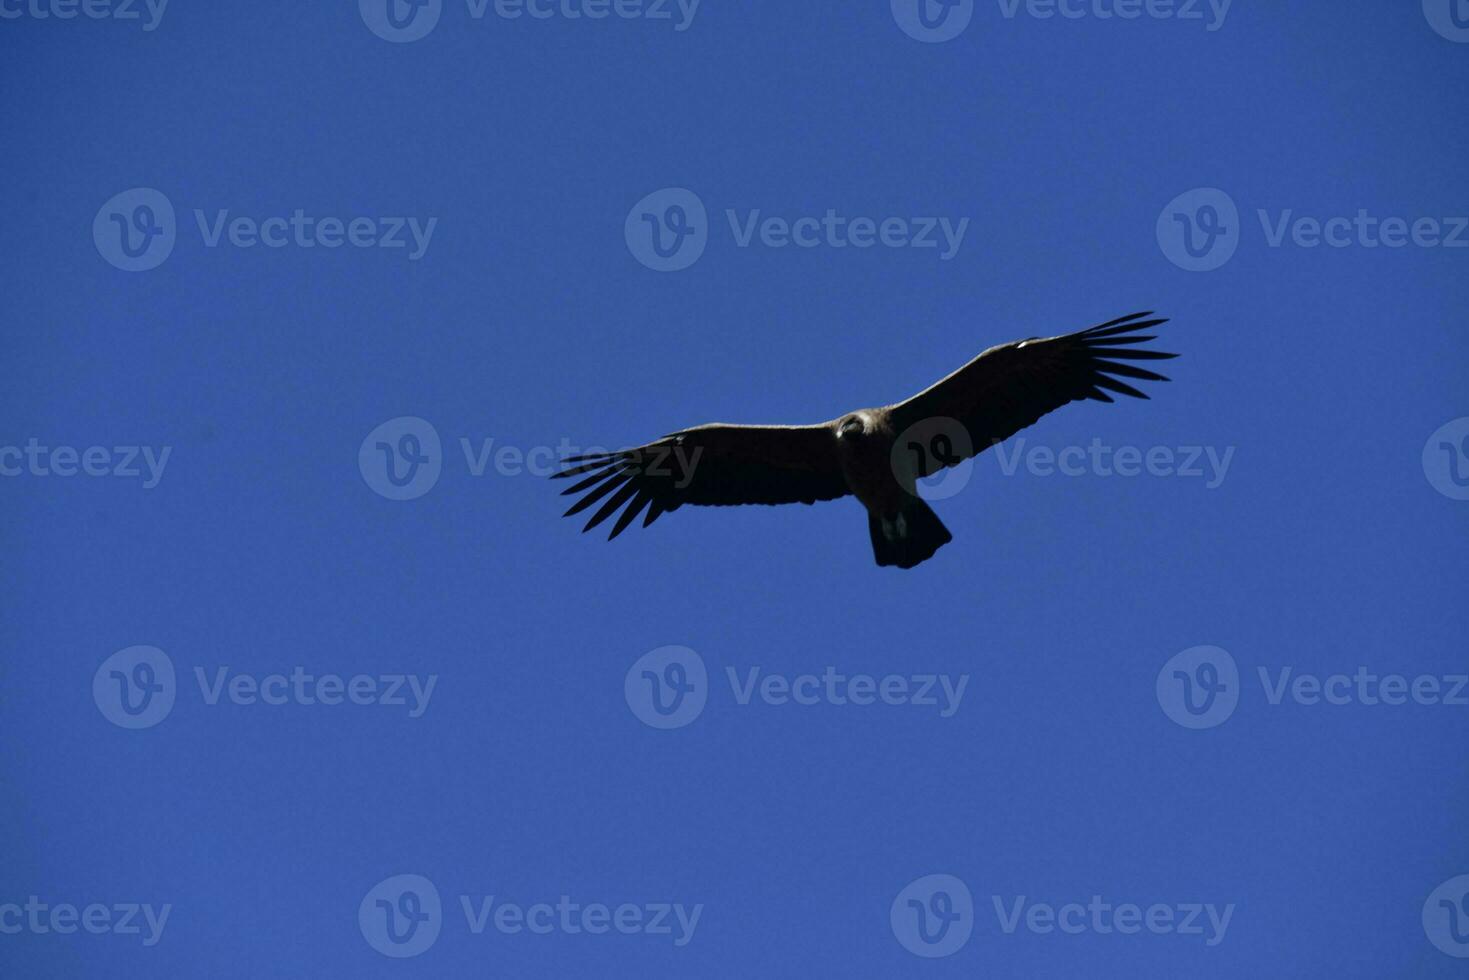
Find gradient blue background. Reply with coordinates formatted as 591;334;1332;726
3;1;1467;976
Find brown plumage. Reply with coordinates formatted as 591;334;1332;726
552;311;1177;569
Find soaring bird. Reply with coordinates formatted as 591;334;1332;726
552;312;1176;569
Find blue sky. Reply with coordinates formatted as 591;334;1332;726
3;1;1468;976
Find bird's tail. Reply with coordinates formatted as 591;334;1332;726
868;497;952;569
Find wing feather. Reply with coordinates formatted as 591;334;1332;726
552;422;850;539
889;311;1177;477
561;471;633;518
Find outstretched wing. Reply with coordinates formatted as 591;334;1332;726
888;311;1178;477
551;423;850;539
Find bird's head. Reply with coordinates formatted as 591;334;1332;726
836;413;869;441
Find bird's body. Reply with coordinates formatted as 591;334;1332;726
835;410;902;513
553;312;1177;569
833;409;954;569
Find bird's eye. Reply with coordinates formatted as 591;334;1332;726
840;418;864;437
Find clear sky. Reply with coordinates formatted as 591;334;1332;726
3;1;1468;976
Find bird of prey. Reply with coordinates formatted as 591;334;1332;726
553;311;1176;569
